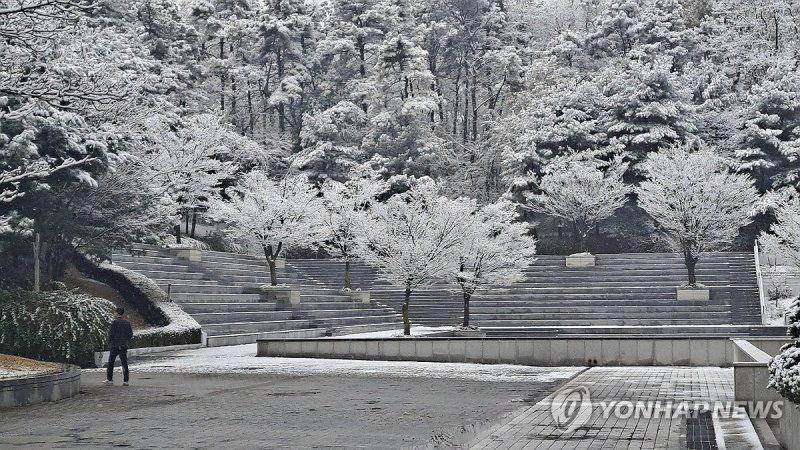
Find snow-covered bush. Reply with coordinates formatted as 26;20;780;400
769;341;800;404
0;289;114;366
769;293;800;403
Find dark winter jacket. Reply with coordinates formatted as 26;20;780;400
108;317;133;348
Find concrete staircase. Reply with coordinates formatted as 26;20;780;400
286;252;776;337
111;247;401;346
470;252;767;336
285;260;464;326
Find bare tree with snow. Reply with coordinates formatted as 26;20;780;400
637;144;760;286
353;181;469;335
206;171;323;286
523;151;630;253
760;195;800;269
142;114;249;239
454;200;537;327
319;175;386;289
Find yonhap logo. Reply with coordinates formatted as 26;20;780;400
550;386;593;433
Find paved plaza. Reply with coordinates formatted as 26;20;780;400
472;367;762;449
0;346;767;448
0;346;577;448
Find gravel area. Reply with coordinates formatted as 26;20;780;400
0;354;62;380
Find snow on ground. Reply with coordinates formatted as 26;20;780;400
113;344;582;383
326;325;454;339
764;296;797;325
0;367;44;379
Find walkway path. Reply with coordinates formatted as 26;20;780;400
471;367;762;449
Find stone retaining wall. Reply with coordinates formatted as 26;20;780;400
256;337;790;367
0;365;81;408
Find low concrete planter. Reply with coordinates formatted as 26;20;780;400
0;365;81;408
259;285;300;306
566;254;596;267
345;291;371;303
257;336;746;367
676;287;710;301
173;248;202;262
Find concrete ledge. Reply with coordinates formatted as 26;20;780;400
566;254;595;267
173;248;202;261
94;343;203;368
258;285;300;306
344;291;370;303
676;287;710;301
0;365;80;408
731;338;799;450
257;337;739;366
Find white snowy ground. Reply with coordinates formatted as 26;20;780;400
764;296;797;325
0;367;43;380
111;343;582;383
325;325;454;339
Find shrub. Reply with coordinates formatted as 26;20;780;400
769;341;800;404
0;289;114;366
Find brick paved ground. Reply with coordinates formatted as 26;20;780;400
0;367;571;448
470;367;752;450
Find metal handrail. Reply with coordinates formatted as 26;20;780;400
754;241;767;325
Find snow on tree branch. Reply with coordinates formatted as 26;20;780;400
206;170;324;285
637;144;759;285
522;150;630;253
760;195;800;270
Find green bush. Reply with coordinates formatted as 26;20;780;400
0;289;114;366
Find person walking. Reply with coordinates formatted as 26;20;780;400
105;306;133;386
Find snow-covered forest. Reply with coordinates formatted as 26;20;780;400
1;0;800;287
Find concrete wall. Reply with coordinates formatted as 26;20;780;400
732;339;800;450
0;365;81;408
774;399;800;450
257;337;744;367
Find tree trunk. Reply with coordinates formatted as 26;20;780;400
462;291;471;327
573;222;586;253
471;72;478;141
403;284;411;336
344;260;351;290
32;233;40;293
174;224;182;244
190;211;198;238
185;211;190;234
277;48;285;132
263;243;283;286
267;259;278;286
219;38;226;111
683;248;699;286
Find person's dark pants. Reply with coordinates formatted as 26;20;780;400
106;346;129;382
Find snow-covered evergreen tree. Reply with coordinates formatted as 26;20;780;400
733;66;800;193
